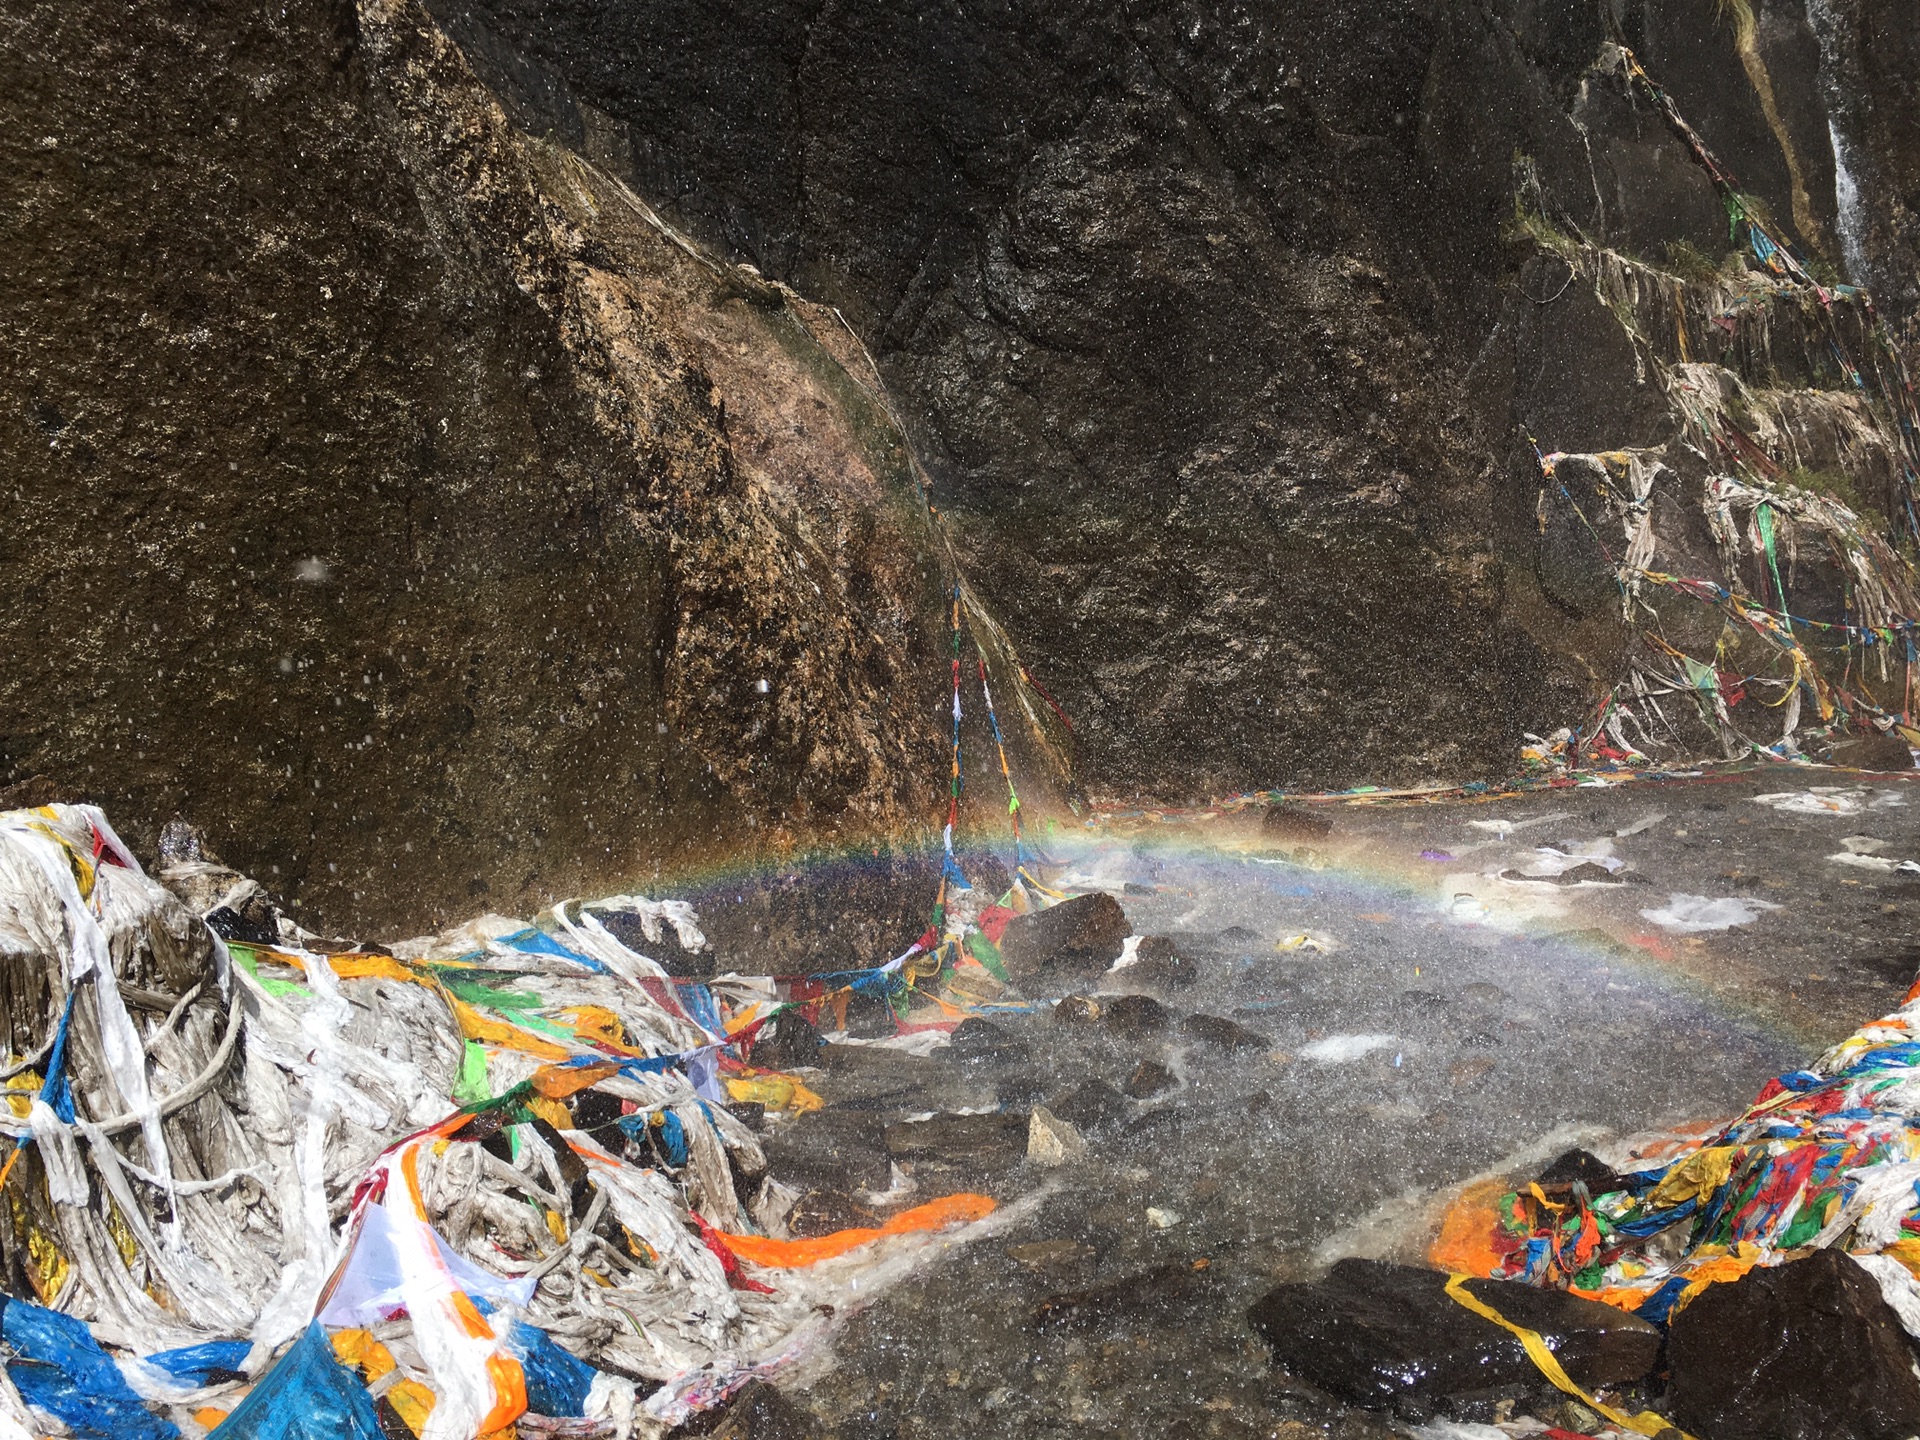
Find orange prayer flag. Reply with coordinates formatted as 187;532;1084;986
718;1193;995;1268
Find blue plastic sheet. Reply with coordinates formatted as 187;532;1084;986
1;1296;178;1440
504;1321;598;1417
495;929;605;972
144;1340;252;1386
208;1323;382;1440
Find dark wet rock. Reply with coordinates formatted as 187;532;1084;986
1855;945;1920;988
762;1110;892;1192
1053;994;1102;1026
1263;805;1335;840
724;1102;767;1133
1827;731;1917;772
1399;989;1450;1010
1122;881;1157;897
750;1012;822;1070
670;1379;817;1440
1033;1259;1218;1331
569;1088;625;1140
1216;926;1263;947
1536;1149;1626;1195
999;892;1131;984
1178;1013;1270;1052
1122;1061;1178;1099
1127;935;1200;989
1047;1079;1132;1133
1248;1259;1660;1408
1103;994;1171;1038
945;1017;1032;1070
784;1189;880;1240
884;1112;1030;1177
994;1069;1051;1107
1668;1248;1920;1440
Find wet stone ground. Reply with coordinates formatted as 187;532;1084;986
733;773;1920;1439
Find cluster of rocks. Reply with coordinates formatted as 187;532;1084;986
735;892;1291;1238
1248;1150;1920;1440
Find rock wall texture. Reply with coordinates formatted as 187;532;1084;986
0;0;1062;932
413;0;1920;794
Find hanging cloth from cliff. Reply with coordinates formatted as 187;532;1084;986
1756;502;1789;617
1617;453;1661;608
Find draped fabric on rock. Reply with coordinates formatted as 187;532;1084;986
0;805;1013;1437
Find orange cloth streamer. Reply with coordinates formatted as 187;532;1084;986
449;997;572;1061
326;953;428;986
531;1060;621;1098
1427;1178;1509;1279
1570;1284;1666;1314
719;1193;995;1268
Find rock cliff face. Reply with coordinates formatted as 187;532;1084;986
416;0;1920;788
0;0;1062;931
3;0;1918;923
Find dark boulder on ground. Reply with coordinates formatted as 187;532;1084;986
994;1069;1051;1106
1122;1061;1178;1099
1827;731;1918;772
945;1017;1031;1068
1535;1148;1626;1196
1126;935;1199;989
884;1112;1030;1180
1047;1079;1132;1133
1178;1013;1270;1052
1248;1259;1660;1409
1668;1249;1920;1440
761;1109;893;1193
1103;994;1171;1038
1053;994;1102;1026
999;893;1131;984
